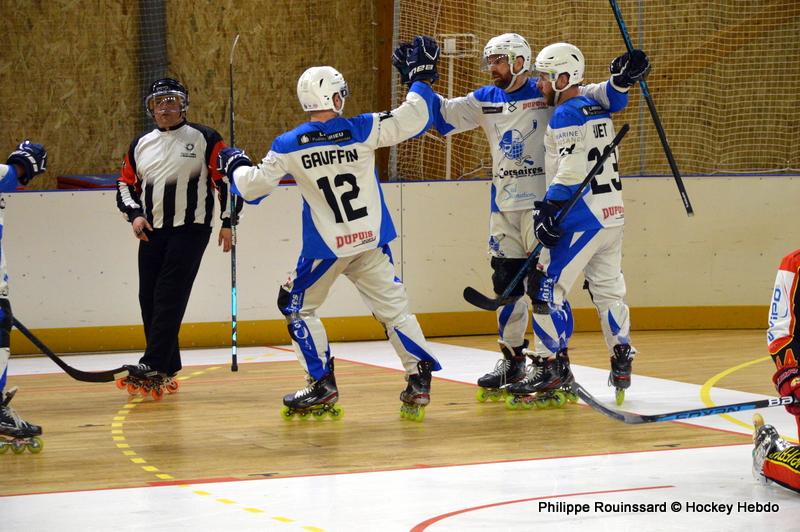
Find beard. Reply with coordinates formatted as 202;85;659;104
492;73;512;89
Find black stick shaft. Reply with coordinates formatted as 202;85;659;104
229;34;240;372
608;0;693;217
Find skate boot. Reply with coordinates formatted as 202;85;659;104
400;360;433;422
0;387;43;454
505;350;575;410
609;344;634;406
476;340;528;403
281;361;341;421
115;363;181;401
752;413;791;484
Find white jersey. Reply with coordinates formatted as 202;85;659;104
543;95;624;233
433;79;628;213
232;81;438;259
0;164;17;297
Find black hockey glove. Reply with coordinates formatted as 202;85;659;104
610;49;650;88
392;42;413;85
406;35;440;84
7;140;47;185
533;200;562;248
217;147;252;177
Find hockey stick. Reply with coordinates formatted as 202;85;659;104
463;123;630;311
12;318;128;383
571;380;799;424
228;33;241;372
608;0;694;217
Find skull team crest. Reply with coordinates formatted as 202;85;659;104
497;120;537;166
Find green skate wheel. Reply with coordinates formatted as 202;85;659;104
280;406;295;421
11;441;26;455
615;388;625;406
414;407;425;422
566;391;578;404
552;390;567;408
328;405;344;420
0;441;8;454
490;391;503;402
534;397;550;409
504;395;519;410
476;388;488;403
312;408;327;420
27;437;44;454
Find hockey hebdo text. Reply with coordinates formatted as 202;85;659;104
537;500;779;516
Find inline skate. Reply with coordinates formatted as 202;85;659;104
400;360;433;422
476;340;527;403
115;363;180;401
609;344;634;405
0;387;43;454
505;350;576;410
281;361;342;421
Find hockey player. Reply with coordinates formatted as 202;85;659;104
218;36;442;422
0;140;47;453
749;249;800;493
115;78;239;400
505;43;643;408
395;33;647;400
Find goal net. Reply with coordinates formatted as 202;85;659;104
391;0;800;180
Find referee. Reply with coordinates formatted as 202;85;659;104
116;77;239;383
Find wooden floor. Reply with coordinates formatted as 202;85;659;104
1;330;778;497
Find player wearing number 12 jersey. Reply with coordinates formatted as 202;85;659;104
217;37;443;420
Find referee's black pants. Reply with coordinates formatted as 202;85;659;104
137;224;211;374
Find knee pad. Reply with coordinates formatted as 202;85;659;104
491;257;526;297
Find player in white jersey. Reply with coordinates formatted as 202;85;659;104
0;140;47;453
218;37;443;421
506;42;646;408
400;32;647;400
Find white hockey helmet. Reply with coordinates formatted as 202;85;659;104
535;42;585;93
297;66;349;114
482;33;531;90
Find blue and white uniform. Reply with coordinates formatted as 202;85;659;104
232;81;441;379
433;79;628;350
532;95;633;357
0;163;20;393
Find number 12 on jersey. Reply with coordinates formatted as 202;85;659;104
316;173;368;223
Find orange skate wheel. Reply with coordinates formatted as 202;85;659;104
166;380;180;394
151;388;164;401
115;378;127;390
126;383;139;395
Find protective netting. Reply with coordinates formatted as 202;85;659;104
391;0;800;180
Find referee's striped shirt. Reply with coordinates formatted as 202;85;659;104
116;121;234;229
